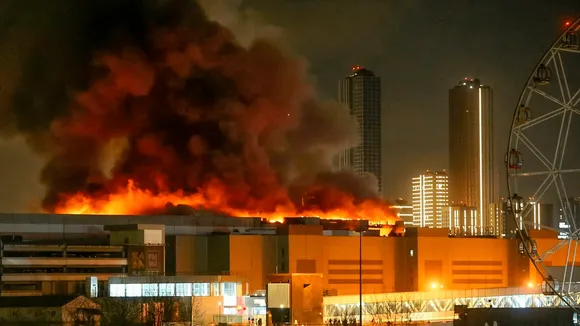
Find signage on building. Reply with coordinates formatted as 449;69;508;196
147;251;159;269
128;246;146;276
127;245;165;276
145;246;164;273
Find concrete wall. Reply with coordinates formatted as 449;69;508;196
172;235;209;275
208;235;230;274
229;235;278;294
110;230;144;246
170;227;570;296
289;234;397;295
414;229;510;291
394;234;418;292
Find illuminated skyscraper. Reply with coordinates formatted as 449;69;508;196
527;200;554;231
489;201;507;237
412;170;449;227
493;199;554;238
449;78;494;235
336;66;382;194
443;204;478;235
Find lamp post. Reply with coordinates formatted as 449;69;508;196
0;239;3;296
359;219;362;326
218;301;222;324
280;304;284;325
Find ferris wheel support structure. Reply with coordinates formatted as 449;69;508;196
506;18;580;309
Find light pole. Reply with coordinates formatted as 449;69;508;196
359;219;362;326
280;304;284;326
0;239;3;296
218;301;222;324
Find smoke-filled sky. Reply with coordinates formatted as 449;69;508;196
0;0;393;218
0;0;578;212
239;0;580;200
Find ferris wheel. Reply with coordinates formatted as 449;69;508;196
506;18;580;305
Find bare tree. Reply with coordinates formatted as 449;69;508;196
141;296;204;326
397;293;418;326
365;294;394;325
97;295;204;326
362;293;422;326
97;297;142;326
331;304;358;326
0;308;46;326
0;306;97;326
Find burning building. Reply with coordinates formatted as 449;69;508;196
0;0;396;225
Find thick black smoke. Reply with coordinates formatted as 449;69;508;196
1;0;390;218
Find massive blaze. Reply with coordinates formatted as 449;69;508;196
7;0;397;224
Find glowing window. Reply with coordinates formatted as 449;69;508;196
142;284;158;297
221;282;237;296
193;283;210;296
175;283;192;296
159;283;175;296
126;284;142;297
110;284;125;297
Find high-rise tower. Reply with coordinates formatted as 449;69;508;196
412;170;449;227
448;78;494;235
337;66;382;194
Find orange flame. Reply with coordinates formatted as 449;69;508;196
53;179;398;225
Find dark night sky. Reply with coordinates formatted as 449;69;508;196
243;0;580;201
0;0;579;211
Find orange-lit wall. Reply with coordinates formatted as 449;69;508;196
172;235;207;275
171;227;566;296
229;235;278;294
286;226;397;295
414;228;510;291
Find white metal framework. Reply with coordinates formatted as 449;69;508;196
324;287;579;324
507;18;580;305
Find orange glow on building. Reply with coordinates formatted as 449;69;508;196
168;225;569;295
54;179;398;225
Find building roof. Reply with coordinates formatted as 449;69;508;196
0;213;262;227
349;67;375;77
0;295;81;308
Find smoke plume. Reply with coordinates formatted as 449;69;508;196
2;0;394;221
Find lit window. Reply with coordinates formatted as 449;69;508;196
110;284;125;297
221;282;237;296
159;283;175;296
143;284;159;297
223;308;237;315
176;283;192;296
252;307;267;315
193;283;210;296
223;295;237;306
212;283;220;296
126;284;142;297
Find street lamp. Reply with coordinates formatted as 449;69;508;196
218;302;222;324
280;304;284;325
359;219;363;326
